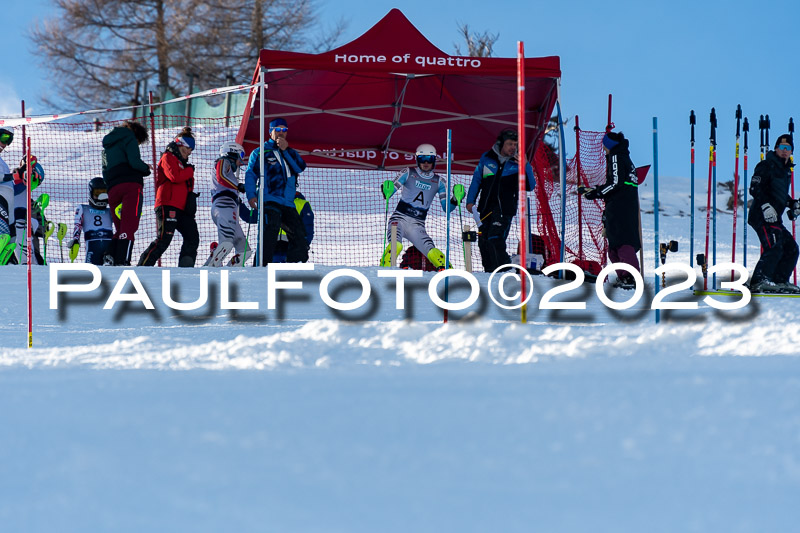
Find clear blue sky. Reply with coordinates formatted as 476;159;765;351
4;0;800;180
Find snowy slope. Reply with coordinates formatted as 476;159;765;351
1;175;799;533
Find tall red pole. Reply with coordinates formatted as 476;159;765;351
517;41;527;322
26;138;33;348
606;94;613;132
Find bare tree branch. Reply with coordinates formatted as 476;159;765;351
29;0;347;111
453;23;498;58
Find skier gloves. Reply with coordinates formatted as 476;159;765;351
761;203;778;223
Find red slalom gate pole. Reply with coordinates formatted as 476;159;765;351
517;41;528;323
26;138;33;348
606;94;613;132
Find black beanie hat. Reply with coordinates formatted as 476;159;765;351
775;134;794;151
496;128;517;144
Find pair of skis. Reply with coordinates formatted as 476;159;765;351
203;241;246;267
695;289;800;299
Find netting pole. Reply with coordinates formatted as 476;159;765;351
443;129;452;324
148;91;160;267
26;138;33;348
653;117;660;324
574;115;583;264
556;92;567;278
257;70;265;267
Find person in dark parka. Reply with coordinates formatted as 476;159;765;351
101;120;150;265
747;133;800;293
582;131;641;287
465;129;535;272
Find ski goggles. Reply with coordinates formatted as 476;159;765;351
0;131;13;145
271;126;289;133
777;144;793;151
416;155;436;164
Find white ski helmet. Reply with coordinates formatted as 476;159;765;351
415;143;437;169
219;141;246;164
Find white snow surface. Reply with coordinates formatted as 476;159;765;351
2;175;800;532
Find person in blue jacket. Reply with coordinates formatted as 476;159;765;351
465;129;535;272
244;117;308;265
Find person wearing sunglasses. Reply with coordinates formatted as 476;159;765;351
0;128;15;250
138;127;200;267
101;120;151;266
208;141;253;266
747;133;800;293
465;129;535;272
380;143;449;270
244;117;309;265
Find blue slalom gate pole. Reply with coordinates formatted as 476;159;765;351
689;110;696;267
653;117;660;324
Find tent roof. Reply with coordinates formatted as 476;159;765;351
236;9;561;173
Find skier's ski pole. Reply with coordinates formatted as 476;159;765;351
56;223;67;263
30;193;50;264
731;105;741;282
452;183;467;267
759;115;766;161
689;110;696;267
244;210;254;267
44;220;55;264
380;179;394;266
743;117;749;268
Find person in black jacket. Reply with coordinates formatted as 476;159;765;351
581;131;641;289
101;120;150;265
465;129;535;272
747;134;800;293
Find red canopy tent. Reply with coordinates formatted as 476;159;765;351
236;9;561;174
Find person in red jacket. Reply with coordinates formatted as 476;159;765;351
138;127;200;267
